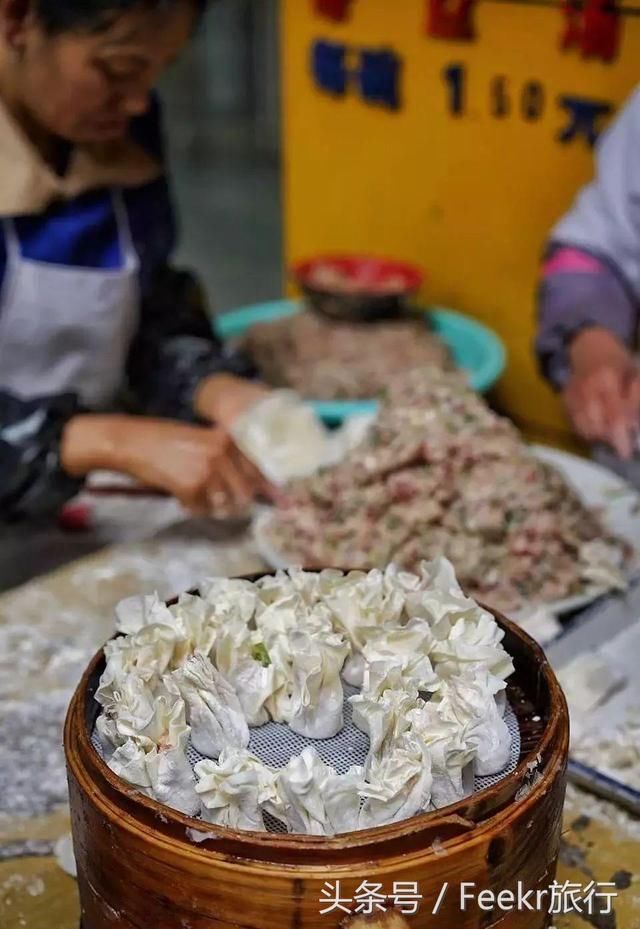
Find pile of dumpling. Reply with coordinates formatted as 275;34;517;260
95;558;515;836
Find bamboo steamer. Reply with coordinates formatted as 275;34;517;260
64;574;569;929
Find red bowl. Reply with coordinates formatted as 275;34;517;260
291;254;425;322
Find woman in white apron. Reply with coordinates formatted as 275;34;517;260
0;0;270;531
537;88;640;486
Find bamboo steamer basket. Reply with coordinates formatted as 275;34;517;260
64;572;569;929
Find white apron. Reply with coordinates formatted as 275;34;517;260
0;189;139;409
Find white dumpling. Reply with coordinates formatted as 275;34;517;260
106;693;198;817
285;630;349;739
407;702;475;808
289;567;348;604
113;593;222;670
359;734;432;829
96;673;157;750
195;750;277;831
350;688;416;770
322;765;364;835
270;748;331;835
401;558;467;621
168;592;219;666
255;594;304;638
255;567;348;610
108;738;153;791
361;621;439;695
114;592;175;635
214;625;283;727
254;570;297;607
404;558;492;634
429;613;514;683
382;563;423;595
260;620;348;738
256;592;335;641
434;670;512;777
172;654;249;758
199;577;258;625
270;748;361;836
100;623;179;694
146;734;199;817
324;569;405;655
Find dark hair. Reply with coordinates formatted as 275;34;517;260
34;0;209;33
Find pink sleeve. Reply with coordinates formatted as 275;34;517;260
542;247;607;277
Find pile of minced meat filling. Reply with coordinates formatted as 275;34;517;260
240;311;454;401
266;369;629;613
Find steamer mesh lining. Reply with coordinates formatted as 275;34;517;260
91;684;521;833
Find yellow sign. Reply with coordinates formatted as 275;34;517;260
281;0;640;444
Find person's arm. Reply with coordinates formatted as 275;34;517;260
0;387;271;522
535;88;640;456
536;247;637;390
537;251;640;458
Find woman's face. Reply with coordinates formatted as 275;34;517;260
4;3;196;143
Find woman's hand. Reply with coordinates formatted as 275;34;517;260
564;327;640;459
194;373;271;429
61;414;272;515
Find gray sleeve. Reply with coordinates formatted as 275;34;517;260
551;85;640;296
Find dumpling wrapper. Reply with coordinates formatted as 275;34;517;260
114;592;175;635
116;594;220;668
434;670;511;777
360;620;439;694
325;570;405;679
322;765;364;835
214;624;283;727
168;592;220;667
199;577;258;625
98;623;179;699
404;559;495;635
264;628;348;738
230;390;333;485
359;734;432;829
269;747;363;836
113;592;221;669
254;570;298;608
195;749;278;832
107;697;199;817
285;630;349;739
172;654;249;759
429;613;514;684
407;701;475;808
350;688;416;770
255;567;349;610
96;674;161;750
289;567;350;605
147;724;199;817
255;594;306;640
108;738;153;791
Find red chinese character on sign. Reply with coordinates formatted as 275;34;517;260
427;0;476;40
561;0;621;62
313;0;353;22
